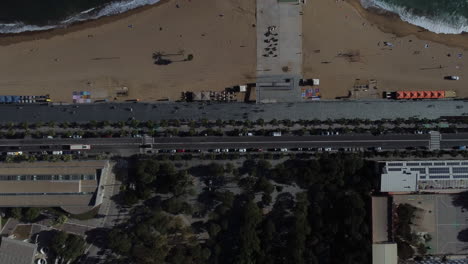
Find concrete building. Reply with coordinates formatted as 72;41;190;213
381;160;468;193
372;196;390;243
372;243;397;264
0;236;37;264
0;160;110;213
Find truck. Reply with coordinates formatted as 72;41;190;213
69;144;91;150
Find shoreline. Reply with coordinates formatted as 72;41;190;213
345;0;468;50
0;0;171;46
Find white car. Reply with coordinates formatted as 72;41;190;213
221;149;229;153
324;147;332;152
280;148;288;152
213;149;221;153
239;149;247;152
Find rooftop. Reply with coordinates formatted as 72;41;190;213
372;243;397;264
381;160;468;193
372;197;390;243
0;237;37;264
0;160;109;208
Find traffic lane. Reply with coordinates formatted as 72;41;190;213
153;141;428;150
153;134;430;143
441;142;468;149
0;138;141;146
441;133;468;140
0;144;138;153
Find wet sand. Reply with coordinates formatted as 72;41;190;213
0;0;255;102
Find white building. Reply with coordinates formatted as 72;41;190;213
381;160;468;193
373;243;397;264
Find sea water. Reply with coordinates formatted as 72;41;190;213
0;0;160;34
362;0;468;34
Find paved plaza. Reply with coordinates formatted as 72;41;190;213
256;0;303;102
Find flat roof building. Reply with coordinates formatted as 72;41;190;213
0;237;37;264
372;243;397;264
372;197;390;243
0;160;109;212
381;160;468;193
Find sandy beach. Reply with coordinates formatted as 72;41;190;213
0;0;255;102
303;0;468;99
3;0;468;102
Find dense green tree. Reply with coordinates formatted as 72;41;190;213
108;230;132;255
235;200;262;264
50;231;86;264
10;207;22;219
23;207;41;222
136;159;160;184
288;192;311;264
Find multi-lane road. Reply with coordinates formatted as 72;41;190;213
1;133;468;155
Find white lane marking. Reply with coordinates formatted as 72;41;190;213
153;139;429;145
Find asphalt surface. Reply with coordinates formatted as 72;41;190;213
1;133;468;154
1;100;468;123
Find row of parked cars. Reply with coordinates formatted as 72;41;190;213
148;146;386;154
153;147;337;154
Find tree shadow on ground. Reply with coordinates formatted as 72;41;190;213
458;228;468;242
85;227;111;250
451;191;468;210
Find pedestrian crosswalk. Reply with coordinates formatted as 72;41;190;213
429;131;441;150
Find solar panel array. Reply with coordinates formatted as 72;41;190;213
384;160;468;190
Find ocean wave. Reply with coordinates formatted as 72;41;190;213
361;0;468;34
0;0;160;34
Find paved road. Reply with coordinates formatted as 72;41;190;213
1;133;468;154
0;100;468;123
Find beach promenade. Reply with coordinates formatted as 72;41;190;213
0;100;467;123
